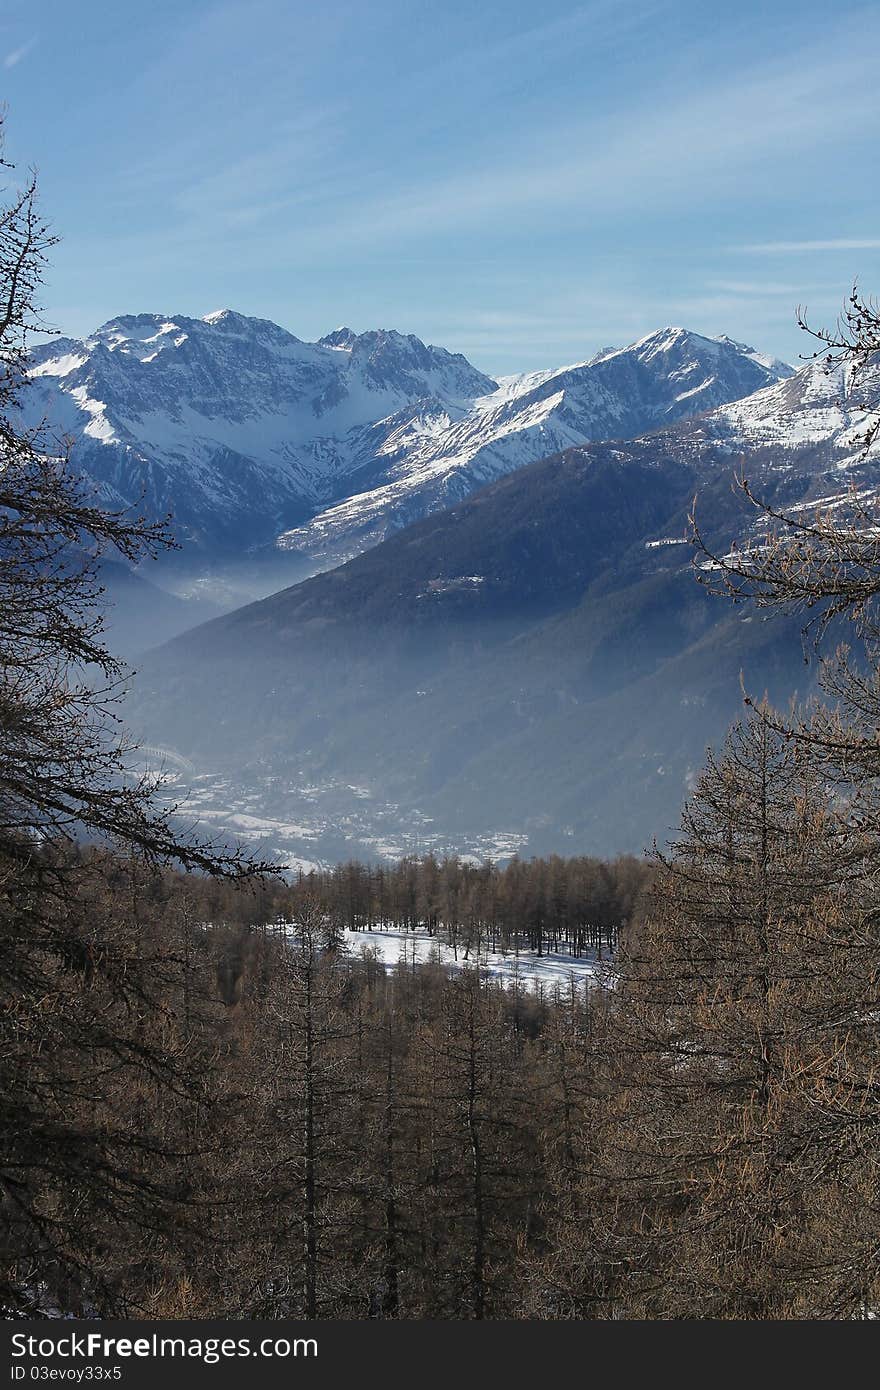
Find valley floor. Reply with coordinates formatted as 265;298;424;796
159;764;530;871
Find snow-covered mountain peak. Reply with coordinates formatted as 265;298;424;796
590;326;793;382
312;325;497;396
319;326;358;350
85;314;192;363
614;326;728;365
631;325;691;358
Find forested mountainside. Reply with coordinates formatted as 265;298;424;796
8;822;878;1321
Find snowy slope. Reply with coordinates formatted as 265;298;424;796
711;357;880;459
276;328;793;563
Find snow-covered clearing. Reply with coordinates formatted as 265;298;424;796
340;924;610;997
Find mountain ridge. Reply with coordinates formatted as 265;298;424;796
25;314;791;588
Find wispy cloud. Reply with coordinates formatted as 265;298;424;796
267;11;880;258
389;0;666;121
3;36;36;69
735;239;880;254
169;112;344;228
705;279;825;296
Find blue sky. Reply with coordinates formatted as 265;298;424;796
3;0;879;373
